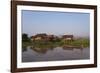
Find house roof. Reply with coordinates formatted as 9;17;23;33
62;35;73;38
35;33;47;36
33;33;47;38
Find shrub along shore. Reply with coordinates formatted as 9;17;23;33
22;38;89;49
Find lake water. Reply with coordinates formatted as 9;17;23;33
22;47;90;62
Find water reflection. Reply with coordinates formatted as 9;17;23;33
22;45;89;62
22;46;27;52
23;45;84;54
62;46;83;51
30;46;49;54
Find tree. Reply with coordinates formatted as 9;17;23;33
22;33;30;42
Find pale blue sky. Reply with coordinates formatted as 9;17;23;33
22;10;90;37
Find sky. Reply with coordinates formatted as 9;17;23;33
22;10;90;37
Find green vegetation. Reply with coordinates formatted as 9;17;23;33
22;38;89;49
61;38;89;47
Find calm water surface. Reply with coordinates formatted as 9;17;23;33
22;47;90;62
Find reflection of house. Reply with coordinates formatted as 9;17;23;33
31;47;48;54
62;35;73;41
